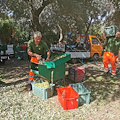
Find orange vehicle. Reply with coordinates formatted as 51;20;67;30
50;34;103;62
76;35;103;59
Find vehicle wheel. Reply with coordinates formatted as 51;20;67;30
91;54;99;61
70;58;78;63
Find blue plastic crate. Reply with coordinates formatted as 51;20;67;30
31;80;55;100
69;83;91;105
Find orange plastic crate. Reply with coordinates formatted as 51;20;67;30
56;86;79;110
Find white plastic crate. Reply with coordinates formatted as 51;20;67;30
69;83;91;105
31;80;55;100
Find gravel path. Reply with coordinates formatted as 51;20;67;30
0;58;120;120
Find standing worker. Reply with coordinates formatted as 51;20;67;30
26;31;50;90
102;28;120;77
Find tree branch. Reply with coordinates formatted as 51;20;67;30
57;24;63;43
85;17;92;34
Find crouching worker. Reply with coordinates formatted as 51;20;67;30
26;31;50;90
102;28;120;77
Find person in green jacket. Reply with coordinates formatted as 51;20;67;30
103;29;120;76
26;31;50;90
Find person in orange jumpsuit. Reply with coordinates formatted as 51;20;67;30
26;31;50;90
102;29;120;77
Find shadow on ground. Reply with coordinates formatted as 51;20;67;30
0;58;120;104
0;78;27;87
81;67;120;103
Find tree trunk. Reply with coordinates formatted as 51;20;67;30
85;17;92;34
30;0;54;32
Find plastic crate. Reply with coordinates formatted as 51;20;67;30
68;67;85;82
56;86;79;110
31;80;55;100
21;51;28;60
69;83;91;106
0;44;7;54
16;46;23;52
104;25;118;37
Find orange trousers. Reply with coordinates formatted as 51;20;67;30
28;57;39;84
103;52;117;75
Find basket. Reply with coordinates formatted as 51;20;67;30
56;86;79;110
69;83;91;106
104;25;118;37
31;80;55;100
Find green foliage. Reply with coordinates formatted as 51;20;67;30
88;24;102;39
0;0;104;33
1;0;120;44
0;18;30;44
0;20;14;44
42;26;59;46
15;27;30;45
